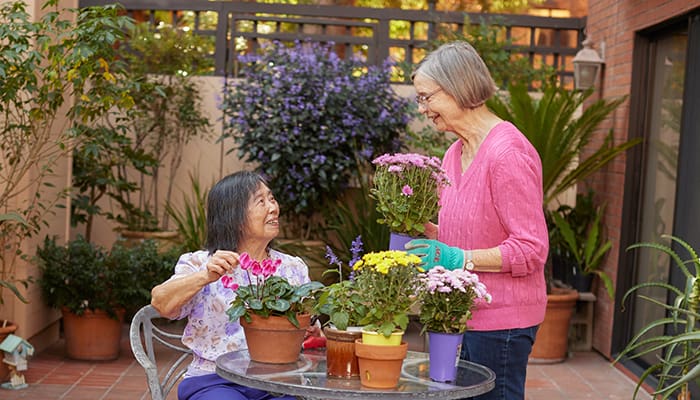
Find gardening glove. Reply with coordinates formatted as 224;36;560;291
405;239;464;271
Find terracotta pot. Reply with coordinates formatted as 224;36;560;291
324;327;362;378
529;288;579;363
241;313;310;364
354;339;408;389
0;321;18;381
61;307;125;361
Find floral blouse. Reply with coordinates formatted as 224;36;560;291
167;249;310;376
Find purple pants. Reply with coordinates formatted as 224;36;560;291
178;373;297;400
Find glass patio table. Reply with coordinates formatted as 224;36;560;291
216;348;495;399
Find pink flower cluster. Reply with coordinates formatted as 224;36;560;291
220;252;282;291
422;266;491;303
371;152;451;237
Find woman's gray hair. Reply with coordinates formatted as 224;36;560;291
411;41;497;109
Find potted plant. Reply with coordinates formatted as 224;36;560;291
417;266;491;382
370;152;450;248
36;236;177;360
224;252;323;364
314;240;367;378
220;40;412;240
351;250;422;388
615;235;700;400
488;82;640;362
352;250;422;342
0;1;133;311
549;190;614;299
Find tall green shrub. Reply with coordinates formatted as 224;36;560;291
0;0;133;304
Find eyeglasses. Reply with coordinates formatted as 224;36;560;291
415;87;443;107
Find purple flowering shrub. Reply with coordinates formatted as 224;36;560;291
221;41;412;223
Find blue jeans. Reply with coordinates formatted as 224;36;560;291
460;326;539;400
178;373;297;400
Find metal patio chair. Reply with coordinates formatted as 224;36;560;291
130;305;192;400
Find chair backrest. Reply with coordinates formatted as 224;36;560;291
130;305;192;400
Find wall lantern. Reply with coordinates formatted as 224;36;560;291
572;37;604;90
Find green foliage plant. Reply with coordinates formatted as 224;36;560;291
117;23;212;231
615;235;700;400
0;0;133;305
221;40;412;238
488;83;641;208
549;191;614;299
165;171;210;252
37;236;179;319
314;238;367;330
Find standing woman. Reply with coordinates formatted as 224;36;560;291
151;171;310;400
406;41;549;400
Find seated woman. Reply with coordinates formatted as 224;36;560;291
151;170;312;400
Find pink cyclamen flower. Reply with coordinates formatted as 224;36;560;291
239;252;252;270
250;260;263;276
261;258;281;277
221;275;239;291
401;185;413;196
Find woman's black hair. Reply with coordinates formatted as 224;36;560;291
205;170;268;254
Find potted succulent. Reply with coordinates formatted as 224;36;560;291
615;235;700;400
370;152;450;248
36;236;177;360
224;252;324;364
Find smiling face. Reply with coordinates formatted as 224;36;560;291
413;73;457;132
243;183;280;243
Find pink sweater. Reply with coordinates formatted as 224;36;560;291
439;121;548;331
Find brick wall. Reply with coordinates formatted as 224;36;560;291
585;0;700;357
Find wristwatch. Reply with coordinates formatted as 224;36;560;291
464;250;475;271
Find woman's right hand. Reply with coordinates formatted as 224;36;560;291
205;250;239;283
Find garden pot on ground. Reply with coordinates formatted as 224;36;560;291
354;339;408;389
241;313;310;364
529;288;579;363
324;327;362;378
0;321;18;381
61;307;125;361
